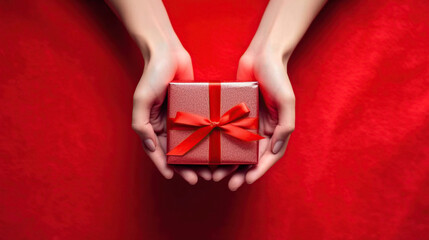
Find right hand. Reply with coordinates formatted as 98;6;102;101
106;0;213;184
132;43;212;184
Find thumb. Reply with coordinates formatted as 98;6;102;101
271;93;295;154
132;87;158;152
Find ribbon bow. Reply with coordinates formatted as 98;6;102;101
167;102;264;156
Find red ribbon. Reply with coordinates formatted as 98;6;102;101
167;88;263;164
167;102;263;157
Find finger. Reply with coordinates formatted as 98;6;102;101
158;134;167;154
133;120;174;179
258;136;270;159
132;93;158;150
271;96;295;154
148;147;174;179
173;166;198;185
271;124;294;154
263;66;295;154
228;166;252;191
212;165;239;182
194;166;212;181
246;135;291;184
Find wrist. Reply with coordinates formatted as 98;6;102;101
243;37;292;67
132;28;184;62
248;0;316;62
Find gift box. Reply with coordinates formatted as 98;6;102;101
167;81;263;165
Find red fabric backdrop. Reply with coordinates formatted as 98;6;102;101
1;0;428;239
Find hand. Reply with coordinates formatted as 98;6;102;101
132;43;212;184
106;0;212;184
213;47;295;190
213;0;326;190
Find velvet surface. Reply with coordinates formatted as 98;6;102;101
1;0;428;239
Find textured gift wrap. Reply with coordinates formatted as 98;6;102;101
167;81;261;165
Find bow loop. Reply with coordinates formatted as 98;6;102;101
172;111;212;126
218;102;250;125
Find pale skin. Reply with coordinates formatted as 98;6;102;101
107;0;326;190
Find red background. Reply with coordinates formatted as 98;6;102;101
1;0;428;239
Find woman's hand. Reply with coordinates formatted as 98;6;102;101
214;0;326;190
213;45;295;191
133;45;213;185
107;0;212;184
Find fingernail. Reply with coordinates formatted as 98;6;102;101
229;181;242;191
213;175;221;182
165;170;174;179
187;176;198;185
272;141;284;154
212;171;222;182
246;174;256;184
144;139;156;152
201;172;212;181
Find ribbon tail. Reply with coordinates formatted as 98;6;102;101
220;125;264;141
167;125;214;156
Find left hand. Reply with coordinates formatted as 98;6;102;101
212;0;326;191
213;46;295;191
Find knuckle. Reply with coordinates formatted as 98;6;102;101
147;54;176;72
131;123;145;133
283;124;295;134
132;93;142;103
133;92;149;105
278;93;295;105
132;122;153;138
176;51;193;74
133;86;155;104
151;59;171;73
238;54;254;69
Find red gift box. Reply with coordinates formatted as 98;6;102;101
167;81;263;165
